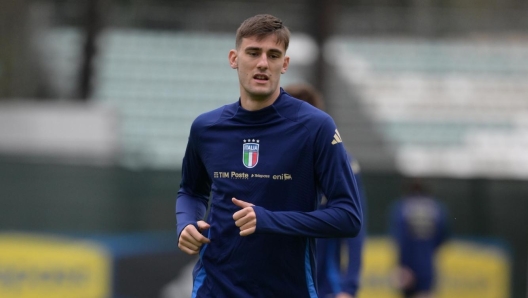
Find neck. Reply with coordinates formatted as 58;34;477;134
240;88;281;111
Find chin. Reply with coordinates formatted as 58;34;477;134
247;88;273;99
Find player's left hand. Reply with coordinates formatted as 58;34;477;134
232;197;256;236
335;293;354;298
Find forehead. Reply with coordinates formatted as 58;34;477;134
239;35;286;52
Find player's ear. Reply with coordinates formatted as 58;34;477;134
281;56;290;74
228;50;238;69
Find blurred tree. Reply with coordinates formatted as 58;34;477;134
78;0;106;100
0;0;51;99
309;0;337;92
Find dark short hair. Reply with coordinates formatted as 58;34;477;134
235;14;290;51
284;83;325;111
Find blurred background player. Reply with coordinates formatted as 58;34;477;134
284;83;368;298
389;178;450;298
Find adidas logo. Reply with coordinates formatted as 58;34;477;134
331;129;342;145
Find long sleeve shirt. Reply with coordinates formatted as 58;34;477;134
389;195;449;290
176;89;362;298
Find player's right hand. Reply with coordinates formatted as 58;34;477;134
178;220;211;255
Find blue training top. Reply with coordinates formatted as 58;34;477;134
389;195;449;292
176;89;363;298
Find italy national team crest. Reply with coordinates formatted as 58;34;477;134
243;139;259;168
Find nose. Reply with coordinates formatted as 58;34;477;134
256;53;268;69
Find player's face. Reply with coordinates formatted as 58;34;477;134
229;34;289;104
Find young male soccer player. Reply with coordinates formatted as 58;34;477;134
176;14;363;298
284;83;368;298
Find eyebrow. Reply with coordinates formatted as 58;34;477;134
245;47;284;55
